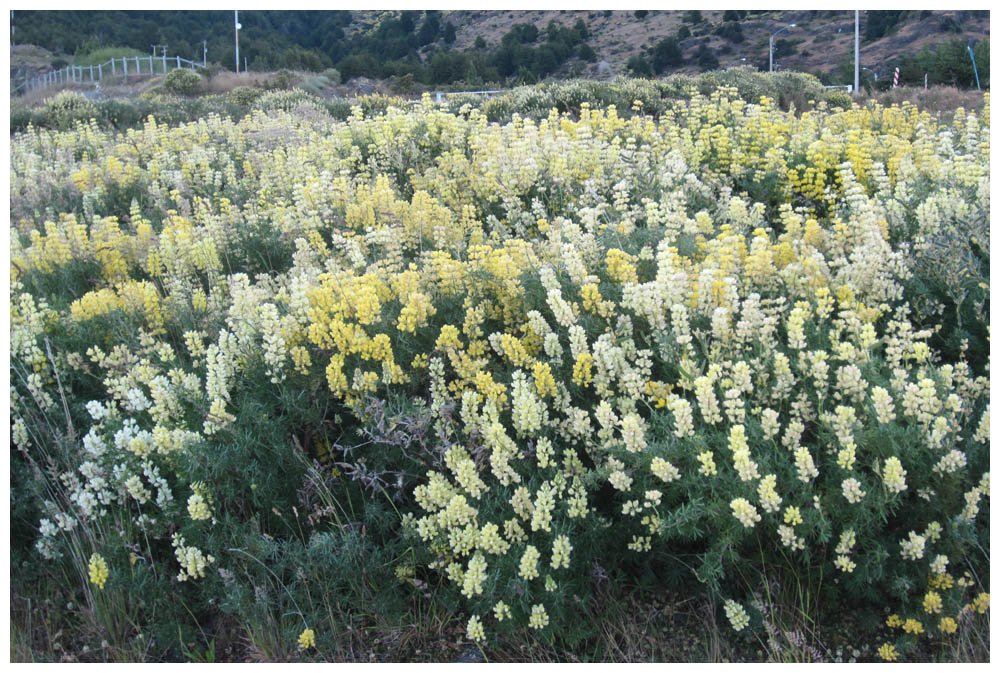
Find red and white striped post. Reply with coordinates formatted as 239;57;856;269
893;67;900;87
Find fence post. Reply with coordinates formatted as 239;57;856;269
176;55;180;69
98;63;102;80
135;56;140;75
149;55;153;74
90;65;94;81
123;57;127;82
163;53;167;73
111;58;115;75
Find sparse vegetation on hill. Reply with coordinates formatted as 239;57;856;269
11;10;990;92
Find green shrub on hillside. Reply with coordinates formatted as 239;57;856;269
163;68;204;96
41;91;98;130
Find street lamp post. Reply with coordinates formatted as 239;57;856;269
235;10;241;73
770;23;796;73
854;10;860;95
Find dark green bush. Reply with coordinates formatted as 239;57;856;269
227;85;264;108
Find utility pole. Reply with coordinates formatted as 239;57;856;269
854;10;860;95
235;10;241;73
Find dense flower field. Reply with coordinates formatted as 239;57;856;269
10;85;990;661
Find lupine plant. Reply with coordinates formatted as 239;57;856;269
10;82;989;661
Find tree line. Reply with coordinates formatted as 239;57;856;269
13;10;597;86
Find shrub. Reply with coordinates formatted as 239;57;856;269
256;89;324;113
322;68;342;86
10;106;32;133
9;79;991;663
626;55;654;78
824;89;854;109
163;68;204;96
41;91;98;130
227;85;265;108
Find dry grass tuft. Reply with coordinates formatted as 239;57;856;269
864;85;988;119
203;71;275;95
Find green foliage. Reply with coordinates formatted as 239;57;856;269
429;51;470;85
650;38;684;74
7;72;991;664
865;10;909;42
715;21;745;44
773;38;802;60
162;68;204;96
696;44;719;72
823;89;854;109
626;55;654;78
899;39;990;89
41;91;98;130
73;46;146;66
322;68;342;86
228;86;265;108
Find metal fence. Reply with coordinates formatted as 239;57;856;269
12;54;206;95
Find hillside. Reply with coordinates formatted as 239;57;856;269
10;9;990;90
446;9;989;81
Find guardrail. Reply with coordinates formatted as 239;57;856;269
12;54;206;95
824;84;854;93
